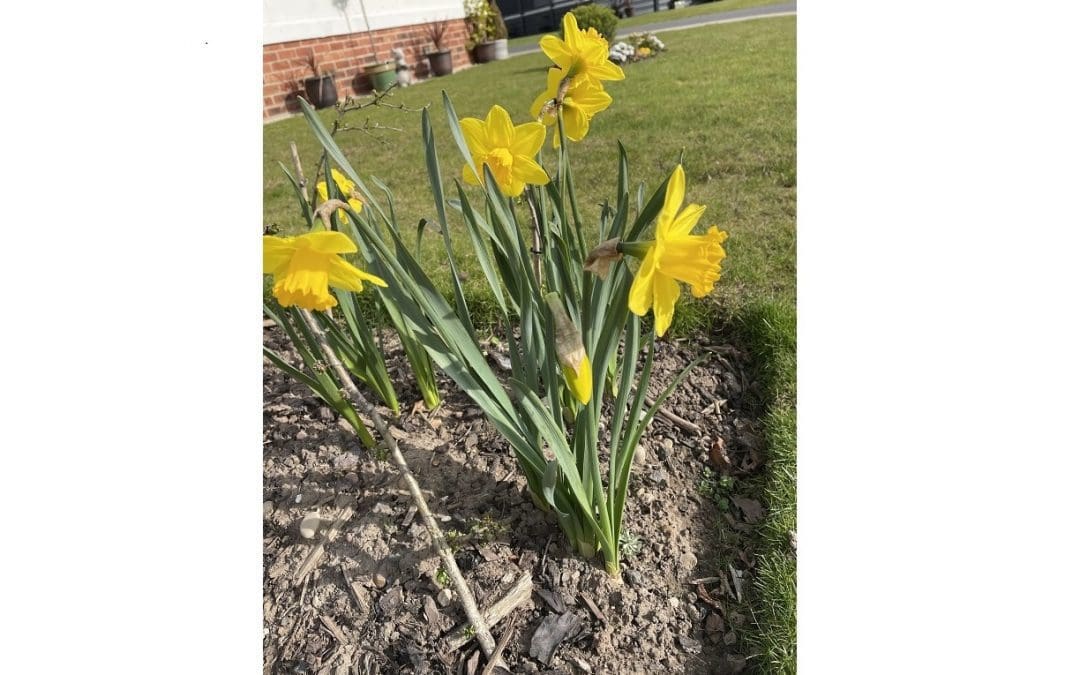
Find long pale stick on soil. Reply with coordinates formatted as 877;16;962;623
445;571;533;651
296;309;503;665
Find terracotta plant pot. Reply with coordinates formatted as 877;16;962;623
426;50;453;77
475;41;496;63
364;61;397;92
303;75;338;109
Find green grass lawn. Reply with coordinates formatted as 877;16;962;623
505;0;792;49
265;15;795;672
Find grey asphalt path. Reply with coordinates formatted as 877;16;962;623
508;2;797;56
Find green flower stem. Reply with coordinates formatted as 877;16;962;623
617;239;654;259
297;309;505;669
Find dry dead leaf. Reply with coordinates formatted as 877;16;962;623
731;495;765;524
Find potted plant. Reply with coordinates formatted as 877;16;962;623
299;49;338;109
464;0;497;63
354;0;396;92
425;20;454;76
489;0;510;60
364;59;397;92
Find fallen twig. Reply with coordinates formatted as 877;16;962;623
479;614;519;675
294;503;354;581
644;394;701;435
297;309;503;665
445;571;533;651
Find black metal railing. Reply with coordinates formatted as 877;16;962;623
496;0;676;39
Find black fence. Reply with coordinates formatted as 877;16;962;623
495;1;680;39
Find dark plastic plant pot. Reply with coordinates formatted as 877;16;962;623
364;61;397;92
303;75;338;109
426;50;453;76
475;41;496;63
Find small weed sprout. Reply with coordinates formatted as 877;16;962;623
619;530;642;558
435;565;451;588
697;466;734;510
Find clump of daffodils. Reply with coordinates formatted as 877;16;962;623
289;8;735;578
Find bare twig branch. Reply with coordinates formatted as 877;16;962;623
297;309;503;665
479;614;519;675
445;571;533;651
289;142;306;191
524;188;543;287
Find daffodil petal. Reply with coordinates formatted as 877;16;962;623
539;35;572;70
590;58;625;82
562;12;581;52
508;176;526;197
302;230;358;254
316;181;329;202
485;105;514;149
263;236;295;275
327;255;387;291
667;203;707;238
460;118;489;155
628;247;658;317
651;273;680;337
562;103;589;142
510;121;547;157
463;162;481;185
512;156;550;186
330;168;355;193
658;165;686;237
570;85;612;117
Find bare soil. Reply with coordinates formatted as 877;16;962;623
264;324;766;674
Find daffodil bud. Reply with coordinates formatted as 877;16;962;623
545;294;592;405
583;238;623;279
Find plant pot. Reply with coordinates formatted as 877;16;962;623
475;41;496;63
364;61;397;92
493;38;509;60
303;75;338;109
426;50;453;77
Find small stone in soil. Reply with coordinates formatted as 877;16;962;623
423;595;441;625
677;635;702;653
373;573;387;588
378;585;403;614
436;588;452;607
678;552;698;571
624;570;643;587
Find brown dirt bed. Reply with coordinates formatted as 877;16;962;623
264;324;766;674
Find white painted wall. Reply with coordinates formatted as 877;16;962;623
265;0;466;45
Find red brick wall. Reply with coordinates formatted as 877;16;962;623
263;19;472;120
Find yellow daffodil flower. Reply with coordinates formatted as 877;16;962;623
540;12;624;87
562;354;593;405
546;293;592;405
460;104;550;197
263;231;386;311
627;165;728;337
316;168;364;222
530;68;613;147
